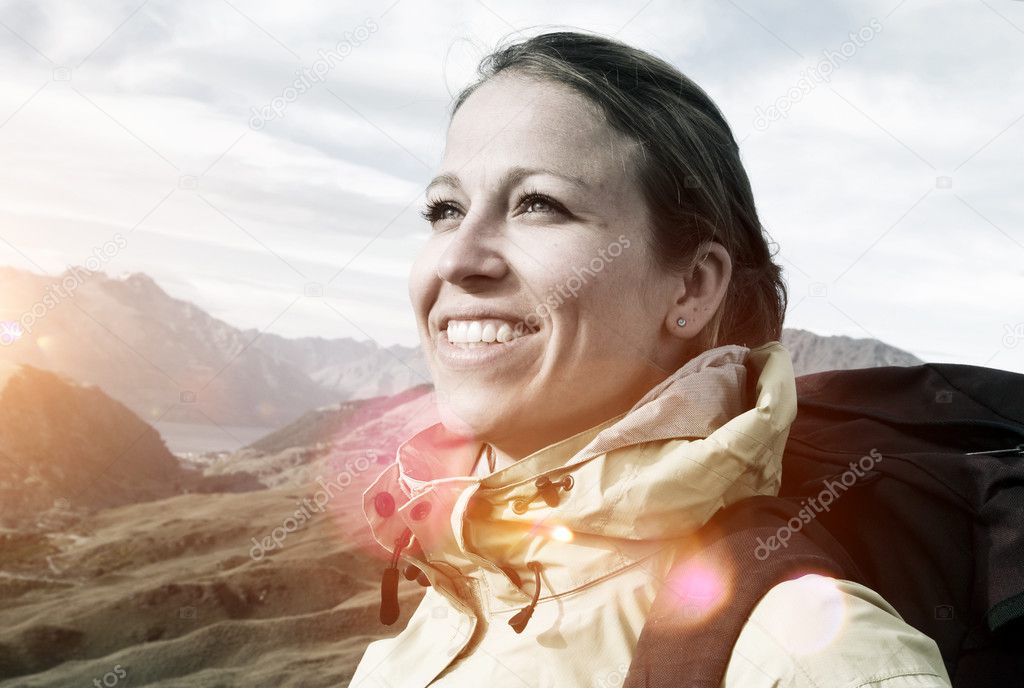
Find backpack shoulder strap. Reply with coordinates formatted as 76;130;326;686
622;496;860;688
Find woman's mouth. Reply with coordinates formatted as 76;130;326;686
445;319;529;345
434;318;537;368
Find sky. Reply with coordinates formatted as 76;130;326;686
1;0;1022;373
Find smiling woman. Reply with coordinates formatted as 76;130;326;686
413;75;737;463
350;30;951;688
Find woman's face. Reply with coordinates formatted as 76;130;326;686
409;73;695;458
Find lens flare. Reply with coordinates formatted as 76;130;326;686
664;555;732;624
759;573;848;656
549;525;573;542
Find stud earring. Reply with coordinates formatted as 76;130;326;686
676;318;687;327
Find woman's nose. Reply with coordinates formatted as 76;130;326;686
435;223;509;286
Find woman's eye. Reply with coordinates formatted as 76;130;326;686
421;194;566;226
518;194;563;217
524;197;552;213
421;201;461;225
437;205;460;221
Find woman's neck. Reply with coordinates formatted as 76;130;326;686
487;443;518;472
480;410;628;474
481;372;668;463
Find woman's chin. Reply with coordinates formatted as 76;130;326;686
435;390;518;441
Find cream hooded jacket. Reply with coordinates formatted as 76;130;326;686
350;341;951;688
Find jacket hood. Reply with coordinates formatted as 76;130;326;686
361;341;797;595
352;340;954;688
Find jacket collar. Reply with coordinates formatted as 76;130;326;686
361;341;797;593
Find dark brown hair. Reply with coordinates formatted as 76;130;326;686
452;30;786;352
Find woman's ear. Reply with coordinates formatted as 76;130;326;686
665;242;732;340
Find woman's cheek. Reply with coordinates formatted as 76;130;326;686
408;248;440;324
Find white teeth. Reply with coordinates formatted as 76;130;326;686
445;319;526;345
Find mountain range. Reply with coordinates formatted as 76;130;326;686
0;266;920;433
0;267;429;428
0;363;434;687
0;361;194;528
0;265;933;686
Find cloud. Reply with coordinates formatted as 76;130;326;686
0;0;1020;372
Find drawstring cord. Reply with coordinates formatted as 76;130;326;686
379;528;413;625
378;486;556;632
380;530;544;634
509;561;544;634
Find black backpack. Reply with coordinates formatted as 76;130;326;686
623;362;1024;688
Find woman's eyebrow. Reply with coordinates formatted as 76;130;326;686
425;173;460;195
424;166;591;195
